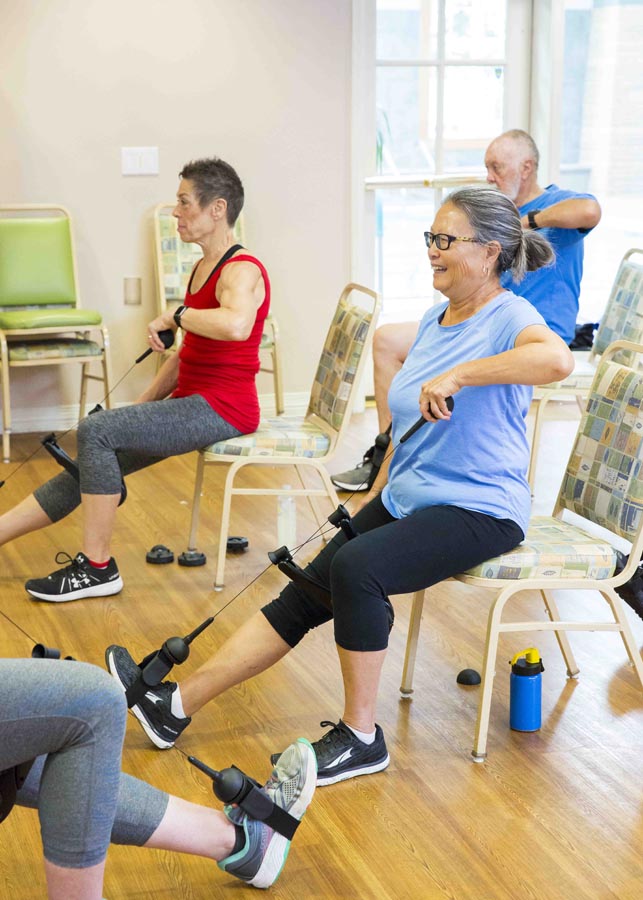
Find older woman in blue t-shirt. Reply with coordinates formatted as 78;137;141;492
108;188;574;786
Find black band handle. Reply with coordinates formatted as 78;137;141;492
399;395;454;444
136;329;174;364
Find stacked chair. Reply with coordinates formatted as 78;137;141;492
0;205;112;462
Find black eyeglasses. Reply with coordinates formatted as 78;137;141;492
424;231;482;250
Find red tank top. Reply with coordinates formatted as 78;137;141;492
172;254;270;433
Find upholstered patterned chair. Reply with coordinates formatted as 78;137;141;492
0;205;112;462
184;282;380;588
152;202;284;414
400;340;643;761
528;248;643;489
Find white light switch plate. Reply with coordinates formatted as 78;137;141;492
121;147;159;176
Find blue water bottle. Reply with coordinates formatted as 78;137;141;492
509;647;544;732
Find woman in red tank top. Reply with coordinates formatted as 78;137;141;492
4;157;271;604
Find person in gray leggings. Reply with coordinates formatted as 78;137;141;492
0;658;316;898
0;155;269;603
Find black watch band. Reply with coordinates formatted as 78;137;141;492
527;209;541;230
173;305;188;328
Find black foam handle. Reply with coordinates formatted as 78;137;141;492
399;395;454;444
136;329;175;364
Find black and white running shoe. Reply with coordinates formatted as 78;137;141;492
272;719;389;786
25;551;123;602
105;644;191;749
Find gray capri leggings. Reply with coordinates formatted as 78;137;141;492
0;658;168;867
34;394;241;522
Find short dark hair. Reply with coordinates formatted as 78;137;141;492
179;157;244;226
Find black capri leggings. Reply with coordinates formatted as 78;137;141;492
262;494;523;652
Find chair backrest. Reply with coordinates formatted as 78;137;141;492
0;205;78;308
593;248;643;361
556;341;643;559
152;202;246;315
306;283;381;434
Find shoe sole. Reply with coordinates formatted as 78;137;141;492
270;750;390;786
316;753;390;787
251;738;317;889
106;648;174;750
330;479;370;492
27;576;124;602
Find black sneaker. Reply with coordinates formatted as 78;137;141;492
105;644;191;749
330;456;375;492
272;719;389;786
25;552;123;602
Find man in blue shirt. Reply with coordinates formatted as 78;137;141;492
332;129;601;491
485;129;600;345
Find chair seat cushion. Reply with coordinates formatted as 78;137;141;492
464;516;618;580
0;308;102;329
8;339;103;361
203;416;331;458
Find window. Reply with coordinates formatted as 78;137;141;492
365;0;529;324
560;0;643;324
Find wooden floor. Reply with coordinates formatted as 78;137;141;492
2;404;643;899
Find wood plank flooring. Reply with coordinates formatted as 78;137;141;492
1;404;643;899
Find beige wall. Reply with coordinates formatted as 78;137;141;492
0;0;352;425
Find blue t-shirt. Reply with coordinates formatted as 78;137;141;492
383;292;545;535
500;184;597;345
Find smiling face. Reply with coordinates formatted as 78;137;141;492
173;179;221;243
428;202;490;302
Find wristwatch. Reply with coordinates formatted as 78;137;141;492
173;305;188;328
527;209;542;230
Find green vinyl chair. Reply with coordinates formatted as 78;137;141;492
152;202;284;415
0;205;113;462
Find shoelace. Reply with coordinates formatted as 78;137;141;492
53;551;84;574
316;720;348;749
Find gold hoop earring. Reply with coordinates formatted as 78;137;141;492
482;264;489;276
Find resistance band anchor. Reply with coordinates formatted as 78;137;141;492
268;504;394;632
189;755;301;840
124;617;214;707
42;403;127;506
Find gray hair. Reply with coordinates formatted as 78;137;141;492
446;187;554;282
179;157;244;226
501;129;540;170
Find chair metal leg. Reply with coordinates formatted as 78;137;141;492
528;394;551;492
79;362;89;418
541;589;580;677
214;459;243;591
1;335;11;462
272;344;284;415
471;586;514;762
186;453;206;549
604;588;643;688
101;328;114;409
400;589;426;695
295;464;329;536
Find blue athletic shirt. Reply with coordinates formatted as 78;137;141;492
500;184;597;345
383;291;546;535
